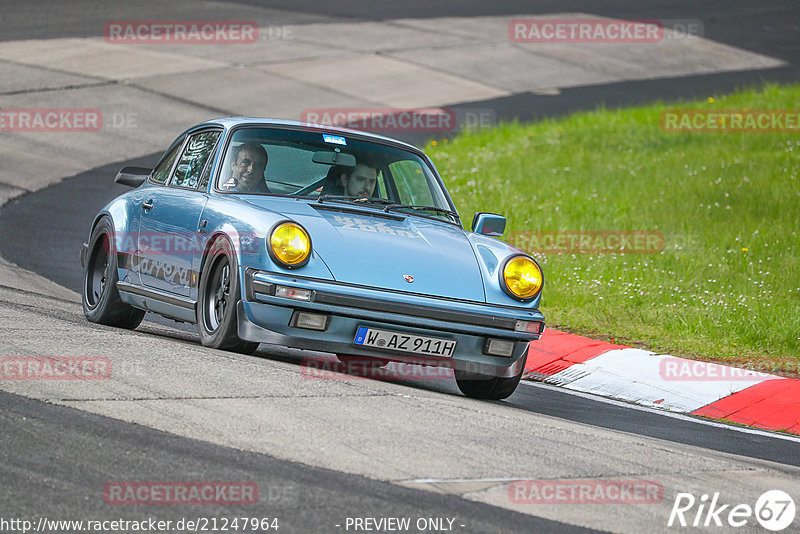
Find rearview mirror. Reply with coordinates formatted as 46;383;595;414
472;212;506;237
312;151;356;167
114;166;152;188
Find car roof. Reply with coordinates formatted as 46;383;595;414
196;117;424;155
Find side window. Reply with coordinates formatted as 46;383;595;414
150;140;183;185
389;160;435;206
171;130;221;189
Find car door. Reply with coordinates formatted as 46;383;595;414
123;138;183;287
137;129;221;297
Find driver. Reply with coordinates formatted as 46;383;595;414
339;162;378;199
222;142;269;192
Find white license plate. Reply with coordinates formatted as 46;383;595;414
353;326;456;357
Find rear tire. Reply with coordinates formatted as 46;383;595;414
82;217;145;329
455;366;523;400
197;238;259;355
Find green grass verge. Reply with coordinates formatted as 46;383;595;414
426;83;800;374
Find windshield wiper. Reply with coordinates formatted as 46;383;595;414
316;196;459;222
353;197;396;205
318;195;395;205
317;194;355;203
383;204;460;223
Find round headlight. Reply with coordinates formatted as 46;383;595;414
269;222;311;268
501;255;543;300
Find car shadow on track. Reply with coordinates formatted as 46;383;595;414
136;314;464;397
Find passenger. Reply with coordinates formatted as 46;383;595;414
222;142;269;193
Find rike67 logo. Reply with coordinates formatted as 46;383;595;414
668;490;795;531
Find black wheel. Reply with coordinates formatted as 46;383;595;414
197;238;259;355
82;217;145;329
455;365;523;400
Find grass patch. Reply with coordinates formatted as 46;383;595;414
427;83;800;374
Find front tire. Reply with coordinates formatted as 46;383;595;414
455;365;523;400
82;217;145;329
197;238;259;355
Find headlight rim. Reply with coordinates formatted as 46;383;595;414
499;253;544;302
267;219;312;270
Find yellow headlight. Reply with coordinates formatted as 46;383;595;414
270;222;311;267
503;256;543;299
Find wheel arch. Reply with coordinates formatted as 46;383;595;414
197;231;238;287
87;211;114;242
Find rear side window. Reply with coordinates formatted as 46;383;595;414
150;140;183;185
171;130;221;189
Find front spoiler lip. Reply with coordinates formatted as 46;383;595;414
236;303;527;378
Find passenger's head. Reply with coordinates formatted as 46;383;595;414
340;162;378;198
230;142;268;191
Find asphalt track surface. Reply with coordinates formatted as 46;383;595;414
2;389;597;533
2;1;800;532
3;0;799;65
3;1;799;139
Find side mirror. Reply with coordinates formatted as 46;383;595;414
472;212;506;237
115;166;152;188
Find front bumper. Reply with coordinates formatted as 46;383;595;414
237;270;544;378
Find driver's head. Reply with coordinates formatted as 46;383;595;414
230;142;268;191
340;162;378;198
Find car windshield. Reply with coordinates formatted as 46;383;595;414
217;127;457;222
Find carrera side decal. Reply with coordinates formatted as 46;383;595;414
117;252;199;288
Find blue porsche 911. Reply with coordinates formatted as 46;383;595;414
80;118;545;399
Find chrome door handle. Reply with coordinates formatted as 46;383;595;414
141;200;154;210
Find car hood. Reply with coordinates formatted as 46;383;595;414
242;198;486;301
